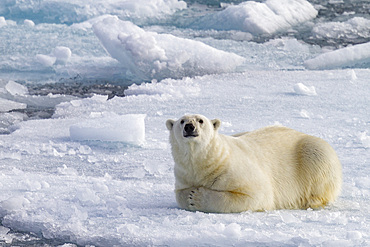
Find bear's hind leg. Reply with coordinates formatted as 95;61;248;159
297;136;342;209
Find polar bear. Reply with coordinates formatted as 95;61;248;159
166;114;342;213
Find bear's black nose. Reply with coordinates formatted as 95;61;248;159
184;123;195;133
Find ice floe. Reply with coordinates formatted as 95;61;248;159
93;16;245;81
305;42;370;70
193;0;317;35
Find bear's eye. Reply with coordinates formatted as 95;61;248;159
180;120;185;124
199;119;203;124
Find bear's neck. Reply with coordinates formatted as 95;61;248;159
174;135;230;187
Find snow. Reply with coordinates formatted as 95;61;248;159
93;16;245;81
0;0;186;24
36;54;57;67
305;42;370;70
0;98;26;112
0;17;6;28
23;19;35;27
194;0;317;35
1;70;370;246
4;81;28;96
0;0;370;245
293;83;317;96
70;113;146;145
0;80;77;134
36;46;72;67
311;17;370;44
53;46;72;64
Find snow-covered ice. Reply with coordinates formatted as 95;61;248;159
0;0;186;25
194;0;317;35
305;42;370;70
0;17;6;28
53;46;72;64
1;70;370;246
0;98;26;112
293;83;317;96
311;17;370;45
23;19;35;27
70;113;146;145
35;54;57;67
0;0;369;245
93;16;245;81
4;81;28;96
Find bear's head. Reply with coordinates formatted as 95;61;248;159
166;114;221;146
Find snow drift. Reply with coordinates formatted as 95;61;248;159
93;16;245;81
193;0;317;35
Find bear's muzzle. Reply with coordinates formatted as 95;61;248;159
183;123;199;138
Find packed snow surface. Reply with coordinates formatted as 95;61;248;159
1;70;370;246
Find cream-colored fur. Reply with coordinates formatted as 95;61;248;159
166;114;342;213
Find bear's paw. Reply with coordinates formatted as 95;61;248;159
188;187;204;211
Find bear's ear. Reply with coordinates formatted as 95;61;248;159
211;119;221;131
166;119;175;131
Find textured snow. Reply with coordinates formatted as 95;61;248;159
1;70;370;246
93;16;245;81
311;17;370;44
305;42;370;70
0;0;369;245
293;83;317;96
0;0;186;24
0;98;26;112
194;0;317;34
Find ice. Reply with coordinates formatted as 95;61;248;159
349;69;358;81
124;77;200;98
0;196;30;212
0;98;26;112
52;46;72;64
36;54;57;67
23;19;35;27
93;16;245;81
0;80;78;134
358;132;370;149
36;46;72;67
311;17;370;45
0;226;10;238
293;83;317;96
194;0;317;35
0;0;186;25
0;0;370;245
70;112;146;145
5;81;28;96
347;231;363;240
1;70;369;246
305;42;370;70
0;16;6;28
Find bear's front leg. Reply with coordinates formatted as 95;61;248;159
185;187;251;213
176;188;195;210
